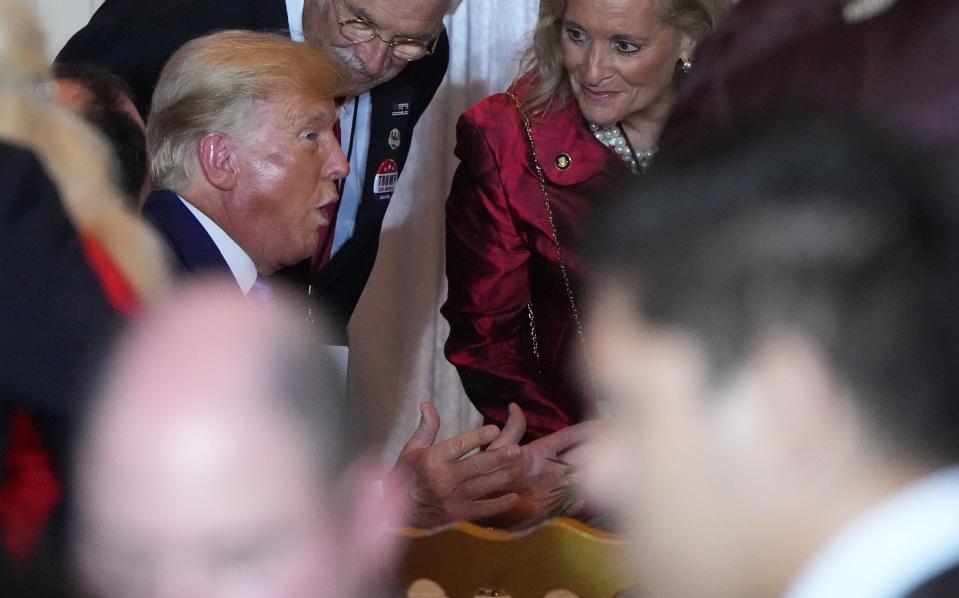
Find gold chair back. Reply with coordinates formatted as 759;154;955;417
398;517;635;598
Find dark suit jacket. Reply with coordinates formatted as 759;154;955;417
57;0;290;118
908;562;959;598
141;190;233;282
57;0;450;338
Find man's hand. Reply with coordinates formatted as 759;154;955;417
386;402;526;529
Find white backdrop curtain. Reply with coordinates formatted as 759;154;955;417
30;0;104;59
348;0;540;463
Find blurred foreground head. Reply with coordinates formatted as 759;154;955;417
0;0;168;305
584;120;959;597
52;63;150;210
72;281;403;598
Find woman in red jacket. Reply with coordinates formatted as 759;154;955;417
443;0;729;438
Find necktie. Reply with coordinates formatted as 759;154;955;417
248;275;274;305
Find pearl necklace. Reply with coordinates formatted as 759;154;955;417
589;122;657;174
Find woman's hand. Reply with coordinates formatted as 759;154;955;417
481;407;605;529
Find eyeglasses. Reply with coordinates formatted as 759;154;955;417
332;0;440;62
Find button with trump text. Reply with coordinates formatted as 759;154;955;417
374;159;399;202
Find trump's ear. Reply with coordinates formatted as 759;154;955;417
196;132;237;191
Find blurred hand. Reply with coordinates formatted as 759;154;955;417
481;411;605;529
523;418;602;477
386;402;526;528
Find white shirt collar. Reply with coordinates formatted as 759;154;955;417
178;196;258;295
785;465;959;598
286;0;305;42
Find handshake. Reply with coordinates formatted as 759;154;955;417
385;402;602;529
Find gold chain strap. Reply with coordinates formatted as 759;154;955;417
507;92;599;400
526;302;542;372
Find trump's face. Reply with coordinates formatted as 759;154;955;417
227;94;347;274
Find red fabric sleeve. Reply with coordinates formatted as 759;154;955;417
79;232;140;316
0;412;60;561
442;107;574;439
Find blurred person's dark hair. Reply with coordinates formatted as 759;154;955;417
52;63;148;209
585;117;959;464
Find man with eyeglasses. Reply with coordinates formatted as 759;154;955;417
57;0;565;534
58;0;453;338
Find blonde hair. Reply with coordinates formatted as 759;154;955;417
148;30;348;193
0;0;170;304
520;0;733;116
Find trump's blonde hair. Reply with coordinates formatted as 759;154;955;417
148;30;348;193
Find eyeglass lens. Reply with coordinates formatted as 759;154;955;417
339;21;431;60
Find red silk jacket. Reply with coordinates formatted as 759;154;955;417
442;82;628;439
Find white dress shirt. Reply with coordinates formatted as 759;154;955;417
286;0;304;40
179;197;257;295
785;466;959;598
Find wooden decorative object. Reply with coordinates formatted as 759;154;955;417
397;517;636;598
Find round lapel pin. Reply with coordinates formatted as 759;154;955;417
388;128;401;151
555;153;572;170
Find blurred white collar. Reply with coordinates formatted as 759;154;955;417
785;466;959;598
843;0;900;23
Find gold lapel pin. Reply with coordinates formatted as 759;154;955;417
555;153;572;170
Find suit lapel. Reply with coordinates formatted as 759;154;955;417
358;76;413;233
253;0;290;30
314;72;418;283
142;190;230;276
305;29;448;330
